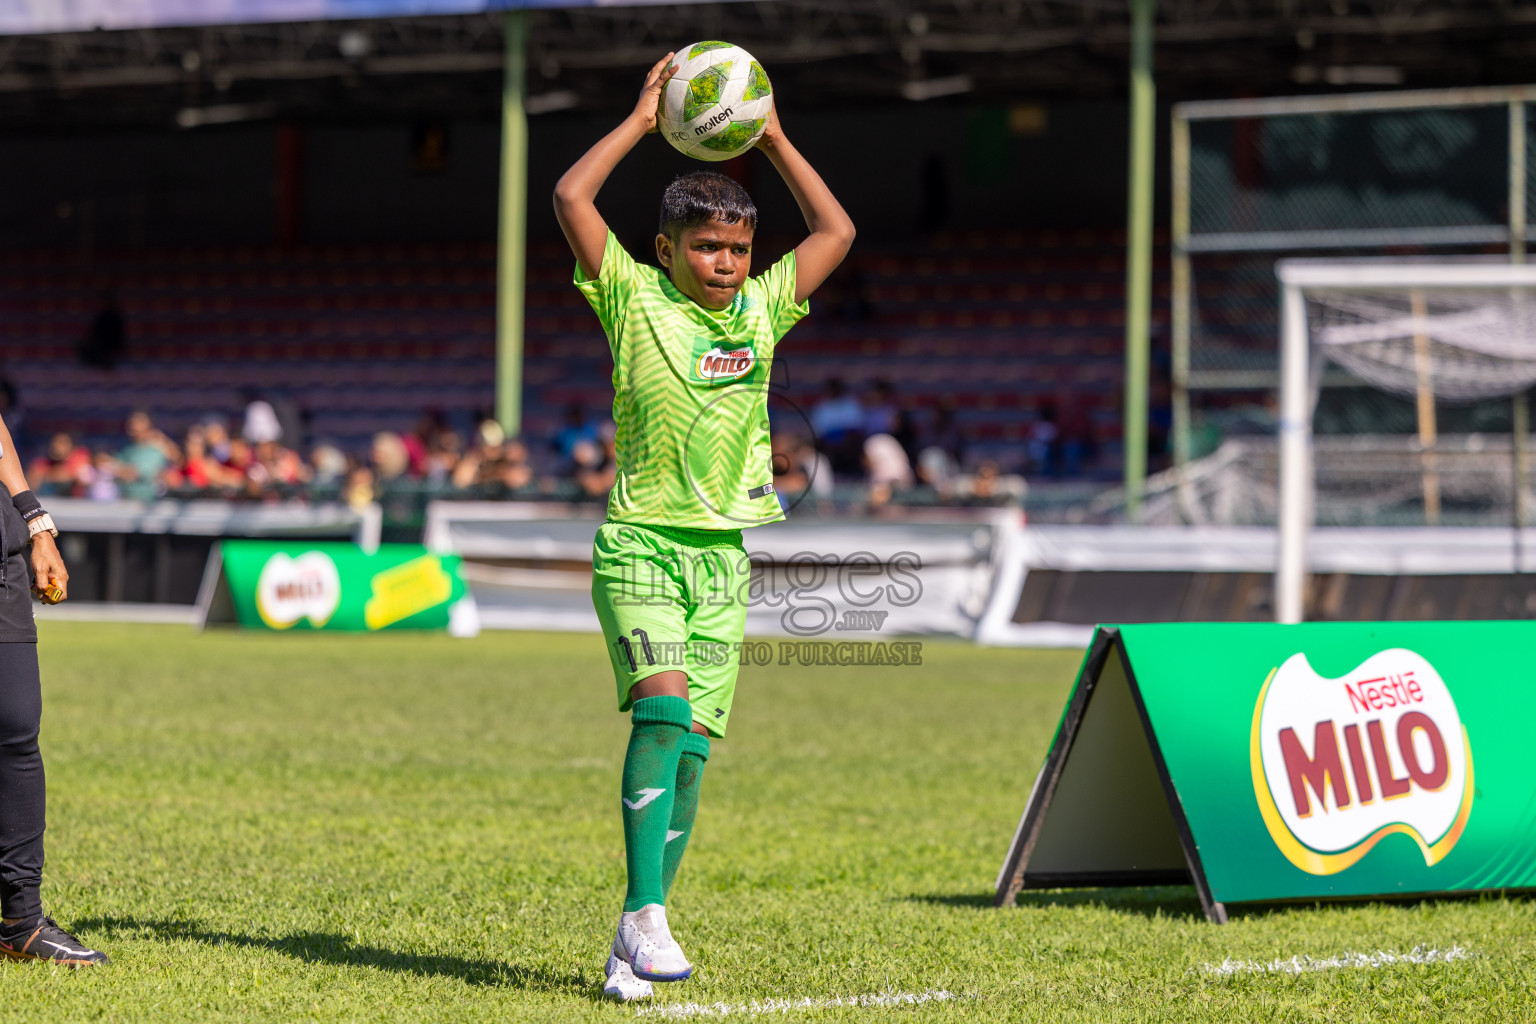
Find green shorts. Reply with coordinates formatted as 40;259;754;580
591;521;750;738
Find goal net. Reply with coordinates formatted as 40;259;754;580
1311;282;1536;401
1273;258;1536;621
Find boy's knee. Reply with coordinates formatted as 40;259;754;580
630;694;694;731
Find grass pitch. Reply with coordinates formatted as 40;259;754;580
1;623;1529;1021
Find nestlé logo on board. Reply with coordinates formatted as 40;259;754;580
1250;648;1474;875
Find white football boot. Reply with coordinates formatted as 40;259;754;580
603;933;654;1002
614;903;693;982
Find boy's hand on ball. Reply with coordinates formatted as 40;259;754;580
756;102;783;150
634;53;677;134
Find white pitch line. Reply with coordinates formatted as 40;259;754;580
1199;944;1474;977
636;989;960;1018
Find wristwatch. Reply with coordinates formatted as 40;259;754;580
11;490;58;539
26;513;58;540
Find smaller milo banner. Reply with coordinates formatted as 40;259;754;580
200;541;476;634
994;622;1536;922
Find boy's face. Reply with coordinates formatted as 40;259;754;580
656;217;753;310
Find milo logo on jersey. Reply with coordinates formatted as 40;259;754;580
691;335;761;385
1251;648;1474;876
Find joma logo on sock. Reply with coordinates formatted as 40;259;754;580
622;788;666;810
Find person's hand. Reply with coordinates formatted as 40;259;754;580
631;53;677;134
756;102;784;151
29;532;67;603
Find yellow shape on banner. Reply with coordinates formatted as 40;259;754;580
364;555;453;630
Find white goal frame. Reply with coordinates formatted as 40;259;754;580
1274;259;1536;624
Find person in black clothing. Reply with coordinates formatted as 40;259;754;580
0;411;108;966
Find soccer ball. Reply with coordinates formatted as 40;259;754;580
658;41;773;162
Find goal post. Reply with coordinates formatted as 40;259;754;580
1274;259;1536;623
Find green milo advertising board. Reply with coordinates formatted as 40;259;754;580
995;622;1536;921
201;541;473;633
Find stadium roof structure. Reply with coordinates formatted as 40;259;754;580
0;0;1534;129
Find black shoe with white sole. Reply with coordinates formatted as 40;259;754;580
0;916;110;967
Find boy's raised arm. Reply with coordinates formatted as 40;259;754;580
553;54;676;279
756;107;856;305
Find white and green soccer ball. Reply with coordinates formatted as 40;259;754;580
658;41;773;162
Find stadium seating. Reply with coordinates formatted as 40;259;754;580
0;231;1167;475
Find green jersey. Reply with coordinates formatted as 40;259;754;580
574;230;809;530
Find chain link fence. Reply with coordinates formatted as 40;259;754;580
1172;88;1534;472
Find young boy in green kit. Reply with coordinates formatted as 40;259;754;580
553;52;855;1002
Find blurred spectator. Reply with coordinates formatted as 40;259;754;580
957;460;1026;505
28;392;1035;510
166;425;239;492
85;451;121;502
27;433;91;497
800;436;835;505
771;433;834;513
812;378;866;477
242;396;283;445
343;465;375;510
462;431;535;493
768;429;804;491
896;412;919;463
1027;404;1059;476
772;431;808;495
475;418;506;453
118;411;178;502
1055;390;1095;478
864;433;914;508
862;379;900;438
810;378;863;443
554;402;599;464
310;445;349;487
926;401;966;467
424;440;458;485
79;289;126;370
225;437;255;484
451;419;507;489
204;418;233;462
272;395;306;451
495;438;536;491
974;461;1000;500
573;426;616;499
915;446;958;499
406;411;452;478
247;440;309;492
371;432;412;482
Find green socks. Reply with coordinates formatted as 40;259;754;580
662;732;710;899
621;696;694;912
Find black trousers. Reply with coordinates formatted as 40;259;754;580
0;642;43;922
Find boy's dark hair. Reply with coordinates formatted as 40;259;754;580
659;171;757;238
